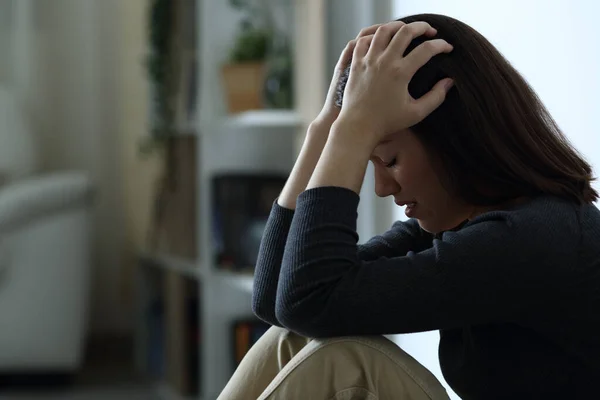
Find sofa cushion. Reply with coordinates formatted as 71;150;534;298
0;172;93;232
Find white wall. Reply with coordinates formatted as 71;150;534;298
389;1;600;398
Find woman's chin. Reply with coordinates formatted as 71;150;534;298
417;217;465;235
416;218;439;234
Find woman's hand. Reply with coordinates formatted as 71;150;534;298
306;21;453;194
312;23;397;130
278;25;387;209
337;21;454;147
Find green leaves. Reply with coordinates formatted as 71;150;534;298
229;0;250;9
228;0;272;63
144;0;176;153
230;28;270;62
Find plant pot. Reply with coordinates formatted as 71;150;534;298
221;62;266;113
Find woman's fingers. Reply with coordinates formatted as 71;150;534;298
334;39;358;72
353;34;375;59
360;21;439;57
413;78;454;122
403;38;453;77
369;21;405;54
355;23;384;39
388;21;437;56
333;24;385;75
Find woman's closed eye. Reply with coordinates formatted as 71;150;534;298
385;157;397;168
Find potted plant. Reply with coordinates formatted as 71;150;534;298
221;0;271;113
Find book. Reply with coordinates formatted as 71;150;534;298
231;319;271;369
212;174;287;270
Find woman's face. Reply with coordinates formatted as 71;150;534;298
370;129;475;233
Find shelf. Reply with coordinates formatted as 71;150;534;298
134;0;329;397
139;251;202;280
201;109;302;130
139;251;254;293
156;382;199;400
214;269;254;294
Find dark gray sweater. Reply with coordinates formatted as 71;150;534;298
252;186;600;399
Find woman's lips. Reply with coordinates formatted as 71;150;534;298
405;202;417;218
394;199;418;218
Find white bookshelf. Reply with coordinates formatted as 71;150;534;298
199;109;303;131
140;251;254;295
157;381;200;400
136;1;327;399
213;269;254;293
140;251;203;280
216;109;302;128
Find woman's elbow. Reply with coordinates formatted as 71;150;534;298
275;294;337;338
251;292;281;327
275;306;316;338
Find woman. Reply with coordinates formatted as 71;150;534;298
219;13;600;400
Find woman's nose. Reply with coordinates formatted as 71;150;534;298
374;165;400;198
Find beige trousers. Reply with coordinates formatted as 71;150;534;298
217;326;450;400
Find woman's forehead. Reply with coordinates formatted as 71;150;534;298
375;129;412;149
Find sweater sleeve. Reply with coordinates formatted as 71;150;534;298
252;198;433;326
275;186;557;338
252;201;295;326
357;218;434;261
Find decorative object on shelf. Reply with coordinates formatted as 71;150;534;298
221;0;272;113
212;173;287;271
144;0;198;259
232;318;270;370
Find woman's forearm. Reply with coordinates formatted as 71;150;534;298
277;121;332;209
253;121;333;325
252;202;294;326
306;119;374;194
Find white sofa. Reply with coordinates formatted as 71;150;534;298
0;87;94;373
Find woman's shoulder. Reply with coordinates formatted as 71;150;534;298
467;195;597;250
510;194;597;227
436;197;593;279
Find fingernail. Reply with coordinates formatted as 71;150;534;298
445;79;454;91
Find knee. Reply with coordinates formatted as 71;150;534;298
311;335;400;359
255;326;311;355
298;336;424;381
306;337;449;400
261;326;304;344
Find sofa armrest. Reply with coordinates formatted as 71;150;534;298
0;171;94;232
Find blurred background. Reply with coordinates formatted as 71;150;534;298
0;1;597;399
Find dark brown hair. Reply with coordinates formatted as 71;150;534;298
390;13;597;205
